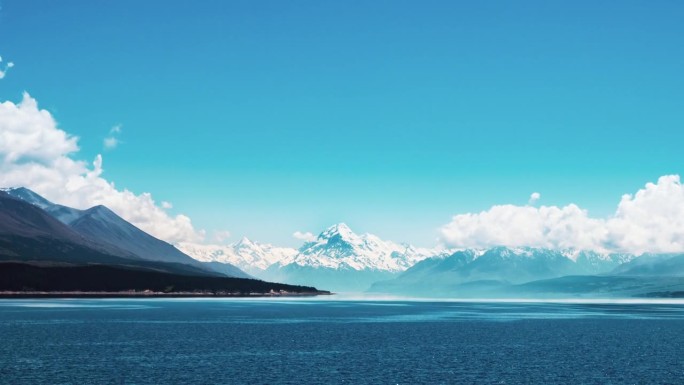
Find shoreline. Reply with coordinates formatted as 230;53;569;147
0;291;333;299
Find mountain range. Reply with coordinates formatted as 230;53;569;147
0;188;325;295
179;223;443;292
179;222;684;297
368;247;627;296
5;187;684;298
368;247;684;298
177;237;296;276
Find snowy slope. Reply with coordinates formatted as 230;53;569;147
180;224;442;276
276;223;438;272
180;224;444;292
369;246;635;296
260;223;444;292
177;237;297;274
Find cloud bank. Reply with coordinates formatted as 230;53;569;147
440;175;684;254
2;93;681;254
293;231;316;242
103;124;122;149
0;93;204;243
528;192;541;205
213;230;232;244
0;56;14;80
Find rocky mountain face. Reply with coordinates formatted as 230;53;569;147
2;188;248;278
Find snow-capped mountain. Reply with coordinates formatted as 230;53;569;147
261;223;443;292
368;246;636;296
177;237;297;275
181;223;444;292
276;223;437;271
180;223;441;280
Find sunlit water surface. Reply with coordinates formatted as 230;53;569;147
1;298;683;384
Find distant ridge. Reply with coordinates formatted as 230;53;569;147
368;246;626;292
366;246;684;298
178;236;296;276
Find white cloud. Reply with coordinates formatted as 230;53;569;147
440;203;605;251
440;175;684;254
528;192;541;205
213;230;232;244
605;175;684;254
0;56;14;80
103;137;119;149
293;231;316;242
161;201;173;209
0;95;78;163
0;93;204;244
103;124;122;150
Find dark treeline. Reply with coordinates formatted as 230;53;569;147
0;262;327;294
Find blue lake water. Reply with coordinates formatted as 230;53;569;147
1;298;684;384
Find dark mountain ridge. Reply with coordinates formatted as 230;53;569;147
3;188;249;278
0;189;328;294
0;191;218;276
0;262;327;295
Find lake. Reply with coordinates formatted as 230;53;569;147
1;298;683;384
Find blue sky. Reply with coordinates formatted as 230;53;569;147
1;1;683;246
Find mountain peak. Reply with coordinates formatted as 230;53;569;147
236;236;255;247
320;223;355;239
82;204;119;221
177;239;297;273
2;187;55;209
283;223;438;272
